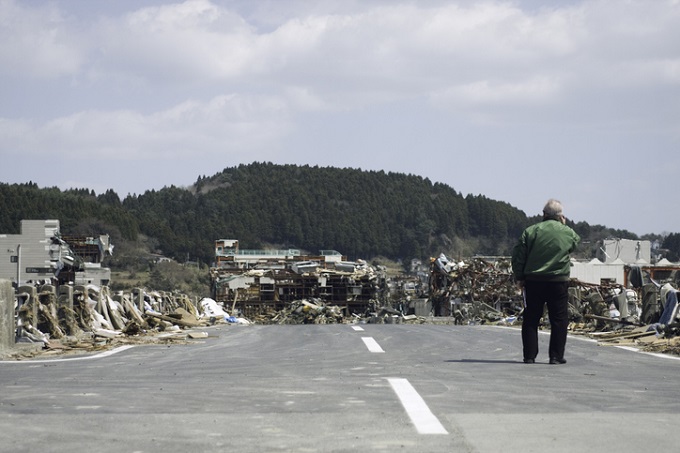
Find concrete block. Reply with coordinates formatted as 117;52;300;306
16;285;37;326
0;280;15;351
58;285;74;311
132;288;144;311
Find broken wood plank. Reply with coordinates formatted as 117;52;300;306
584;314;643;326
598;331;657;342
94;328;121;339
145;311;200;327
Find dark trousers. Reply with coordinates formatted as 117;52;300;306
522;280;569;360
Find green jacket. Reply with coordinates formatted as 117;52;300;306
511;219;580;282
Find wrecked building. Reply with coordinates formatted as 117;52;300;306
0;220;113;287
571;238;680;287
210;239;383;318
4;223;680;359
0;224;248;358
428;254;522;322
597;238;651;264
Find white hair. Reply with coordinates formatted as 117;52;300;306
543;199;563;219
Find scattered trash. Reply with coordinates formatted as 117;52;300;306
5;250;680;360
428;253;680;355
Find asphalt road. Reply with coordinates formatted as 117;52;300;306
1;324;679;453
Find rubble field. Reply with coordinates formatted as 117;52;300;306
428;255;680;356
4;255;680;360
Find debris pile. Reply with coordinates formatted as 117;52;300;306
7;252;680;359
211;258;383;318
568;281;680;355
259;299;345;324
8;283;248;359
244;299;429;325
429;253;680;355
428;254;523;323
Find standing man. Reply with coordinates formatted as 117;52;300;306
512;199;580;364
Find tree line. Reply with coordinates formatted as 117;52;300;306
0;163;670;268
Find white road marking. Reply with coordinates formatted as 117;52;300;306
616;346;680;361
388;378;448;435
492;325;680;361
361;336;385;353
0;345;135;364
352;326;365;331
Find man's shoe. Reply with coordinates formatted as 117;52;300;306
523;358;535;364
549;357;567;364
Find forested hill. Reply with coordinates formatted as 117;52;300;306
0;162;649;266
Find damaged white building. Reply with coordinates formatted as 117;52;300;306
0;219;113;287
571;238;680;288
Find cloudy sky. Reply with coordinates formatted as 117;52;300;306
1;0;679;236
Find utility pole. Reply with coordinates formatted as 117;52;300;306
16;244;21;286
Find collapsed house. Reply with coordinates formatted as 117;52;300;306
209;239;384;319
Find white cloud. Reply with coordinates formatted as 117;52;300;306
434;75;562;106
6;0;677;107
126;0;224;32
283;86;328;112
2;0;680;233
0;0;83;77
2;93;293;160
84;1;589;95
94;0;259;80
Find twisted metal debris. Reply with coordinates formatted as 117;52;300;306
6;253;680;359
429;253;680;355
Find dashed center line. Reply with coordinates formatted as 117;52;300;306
353;328;447;435
351;326;365;331
388;378;448;435
361;336;385;353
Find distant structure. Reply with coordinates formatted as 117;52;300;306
597;238;651;264
0;220;113;287
210;239;381;316
571;238;680;287
214;239;344;269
